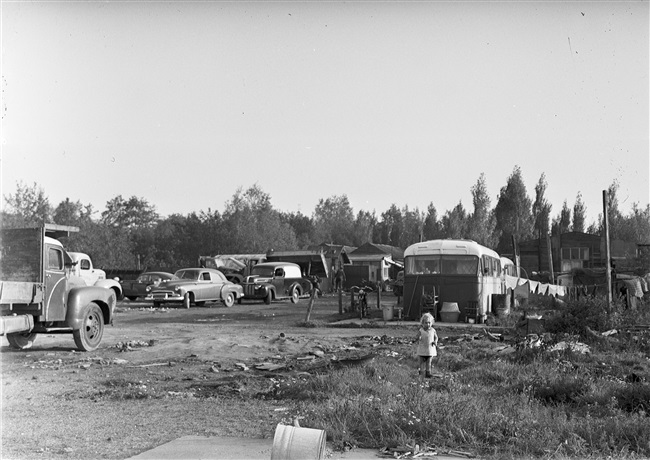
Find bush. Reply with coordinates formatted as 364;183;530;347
544;297;622;337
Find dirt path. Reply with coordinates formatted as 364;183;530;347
1;295;418;459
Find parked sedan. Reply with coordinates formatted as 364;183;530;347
145;268;244;308
120;271;177;301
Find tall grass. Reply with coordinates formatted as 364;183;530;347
272;297;650;459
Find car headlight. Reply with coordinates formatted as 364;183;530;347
146;286;152;292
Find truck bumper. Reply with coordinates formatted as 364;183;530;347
0;315;35;335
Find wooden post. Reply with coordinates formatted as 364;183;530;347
377;282;382;310
546;234;554;284
603;190;613;310
338;288;343;314
511;235;521;278
304;278;319;322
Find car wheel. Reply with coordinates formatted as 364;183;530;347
223;292;235;308
7;332;37;350
264;291;272;305
127;296;138;301
291;287;300;304
73;303;104;352
183;293;191;309
153;301;162;308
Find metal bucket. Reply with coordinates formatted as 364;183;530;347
271;424;326;460
439;302;460;323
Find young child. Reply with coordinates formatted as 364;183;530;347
415;312;439;378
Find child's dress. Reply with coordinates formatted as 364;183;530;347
416;328;438;357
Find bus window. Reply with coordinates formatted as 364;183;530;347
406;256;440;274
442;256;478;275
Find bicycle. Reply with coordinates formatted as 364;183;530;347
351;285;373;319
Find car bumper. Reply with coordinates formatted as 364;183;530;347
145;292;183;302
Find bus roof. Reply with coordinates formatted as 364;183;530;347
404;239;500;259
500;257;514;266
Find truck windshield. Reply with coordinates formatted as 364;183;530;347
251;266;275;277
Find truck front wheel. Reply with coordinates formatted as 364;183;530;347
73;302;104;352
7;332;37;350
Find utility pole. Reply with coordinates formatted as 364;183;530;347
603;190;613;310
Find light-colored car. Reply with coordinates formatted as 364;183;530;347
120;271;177;301
145;268;244;308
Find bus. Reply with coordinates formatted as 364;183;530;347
402;239;507;322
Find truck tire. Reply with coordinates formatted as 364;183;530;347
7;332;37;350
127;296;138;301
264;290;272;305
291;286;301;304
222;291;235;308
73;302;104;352
183;293;191;309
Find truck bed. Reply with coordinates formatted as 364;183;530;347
0;281;45;306
0;227;43;283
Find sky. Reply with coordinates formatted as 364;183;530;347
1;1;648;227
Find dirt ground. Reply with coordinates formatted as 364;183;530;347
1;294;422;459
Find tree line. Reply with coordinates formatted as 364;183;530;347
2;166;649;271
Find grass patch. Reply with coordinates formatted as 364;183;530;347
270;297;650;459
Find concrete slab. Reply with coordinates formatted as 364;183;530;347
126;435;381;460
126;435;469;460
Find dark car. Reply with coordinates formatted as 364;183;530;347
239;262;313;304
145;268;244;308
120;271;177;301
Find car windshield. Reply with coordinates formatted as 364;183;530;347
252;266;275;277
174;270;201;280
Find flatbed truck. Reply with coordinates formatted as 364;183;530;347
0;224;116;351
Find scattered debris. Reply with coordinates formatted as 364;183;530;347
127;362;175;368
378;443;478;459
255;362;286;371
115;340;155;352
549;341;590;354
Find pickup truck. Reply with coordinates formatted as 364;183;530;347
68;251;123;300
240;261;313;304
0;224;117;351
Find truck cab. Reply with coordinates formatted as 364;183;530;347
1;224;117;351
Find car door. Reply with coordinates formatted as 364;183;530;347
272;267;285;295
44;244;67;321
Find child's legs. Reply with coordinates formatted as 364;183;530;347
425;356;433;373
418;356;430;373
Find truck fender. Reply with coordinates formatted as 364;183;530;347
94;279;123;300
288;282;303;296
66;286;116;330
